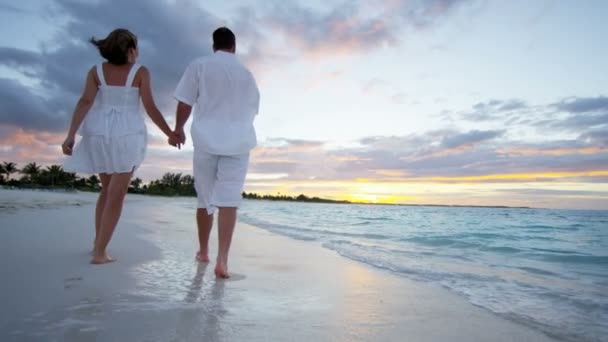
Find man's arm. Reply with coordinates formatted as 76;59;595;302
171;60;199;148
172;101;192;148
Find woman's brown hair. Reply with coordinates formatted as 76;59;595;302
90;28;138;65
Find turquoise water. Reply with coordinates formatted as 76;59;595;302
239;200;608;342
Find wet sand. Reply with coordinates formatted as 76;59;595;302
0;189;556;341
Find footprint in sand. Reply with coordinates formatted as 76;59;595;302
216;273;246;282
64;276;83;289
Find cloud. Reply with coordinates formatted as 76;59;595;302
457;96;608;141
250;138;333;179
0;0;479;134
553;96;608;113
395;0;478;27
497;99;527;111
579;129;608;147
497;188;608;197
549;112;608;131
0;47;43;72
0;4;26;13
440;129;503;148
0;126;64;163
255;0;475;60
253;129;608;184
261;2;393;58
51;0;222;93
464;98;529;121
497;146;606;156
0;78;69;132
0;0;227;133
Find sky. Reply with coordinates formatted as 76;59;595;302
0;0;607;209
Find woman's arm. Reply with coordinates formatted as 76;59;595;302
62;67;98;155
138;66;173;137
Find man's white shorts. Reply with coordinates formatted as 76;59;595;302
193;150;250;214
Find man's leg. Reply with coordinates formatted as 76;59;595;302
213;153;250;278
196;208;213;262
215;207;237;278
193;150;219;262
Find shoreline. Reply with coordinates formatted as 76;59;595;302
1;186;541;210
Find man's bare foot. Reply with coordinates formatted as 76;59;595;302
91;253;115;265
196;251;210;263
214;259;229;278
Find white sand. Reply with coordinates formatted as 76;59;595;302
0;189;556;341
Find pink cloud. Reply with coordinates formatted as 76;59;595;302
0;125;192;180
246;0;472;65
0;126;64;164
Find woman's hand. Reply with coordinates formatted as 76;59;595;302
62;135;75;155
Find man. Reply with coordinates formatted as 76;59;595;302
171;27;260;278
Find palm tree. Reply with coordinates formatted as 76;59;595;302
129;177;142;193
179;175;195;196
21;162;41;185
0;163;5;184
63;172;78;188
161;173;183;188
181;175;194;186
86;175;101;190
72;176;87;189
45;165;64;187
2;162;18;181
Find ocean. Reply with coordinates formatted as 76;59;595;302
238;200;608;342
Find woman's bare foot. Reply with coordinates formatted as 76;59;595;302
91;252;115;265
214;258;229;278
196;251;210;263
90;239;97;255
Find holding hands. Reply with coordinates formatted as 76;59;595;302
168;128;186;149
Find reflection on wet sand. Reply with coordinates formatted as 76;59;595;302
183;263;208;304
174;262;227;342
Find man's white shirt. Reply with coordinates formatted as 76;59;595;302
174;51;260;155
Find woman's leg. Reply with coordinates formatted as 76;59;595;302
91;172;133;264
94;174;111;249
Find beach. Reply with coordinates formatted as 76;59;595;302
0;189;559;341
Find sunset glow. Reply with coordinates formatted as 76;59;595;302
1;0;607;209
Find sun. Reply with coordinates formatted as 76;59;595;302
353;193;378;203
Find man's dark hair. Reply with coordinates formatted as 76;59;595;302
213;27;236;50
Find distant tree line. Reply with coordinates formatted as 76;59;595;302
0;161;196;196
0;161;102;191
0;161;348;203
241;192;350;204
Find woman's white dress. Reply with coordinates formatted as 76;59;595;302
65;63;147;174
